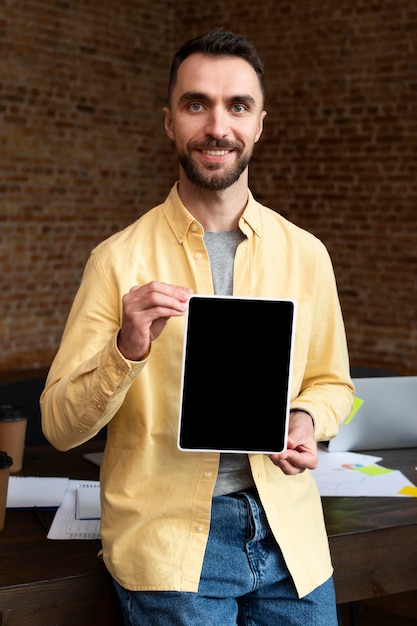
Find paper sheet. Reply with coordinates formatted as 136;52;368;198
315;449;417;497
47;480;101;540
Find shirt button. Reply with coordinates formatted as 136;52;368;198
191;223;198;232
196;525;203;532
203;472;212;479
195;253;202;261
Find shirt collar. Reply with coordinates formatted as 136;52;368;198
163;182;263;243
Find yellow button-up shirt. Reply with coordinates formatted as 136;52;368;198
41;183;354;598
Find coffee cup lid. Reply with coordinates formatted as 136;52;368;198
0;451;13;469
0;404;26;421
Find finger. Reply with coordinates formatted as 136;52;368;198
284;450;318;471
128;283;192;315
269;457;305;475
269;449;317;472
138;281;193;303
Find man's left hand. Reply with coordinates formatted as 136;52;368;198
268;410;318;475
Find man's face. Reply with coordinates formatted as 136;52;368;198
163;53;266;191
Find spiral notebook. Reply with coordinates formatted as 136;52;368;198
178;295;296;454
75;482;101;520
6;476;69;508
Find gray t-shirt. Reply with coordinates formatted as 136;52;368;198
203;230;255;497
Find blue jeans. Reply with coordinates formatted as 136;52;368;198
113;488;338;625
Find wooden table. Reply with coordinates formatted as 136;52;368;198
1;442;416;624
0;441;122;626
323;447;417;605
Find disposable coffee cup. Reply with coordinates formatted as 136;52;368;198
0;404;28;474
0;450;13;531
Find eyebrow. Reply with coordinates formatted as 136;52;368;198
178;91;257;108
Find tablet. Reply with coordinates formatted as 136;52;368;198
178;295;296;454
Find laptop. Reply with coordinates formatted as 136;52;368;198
178;294;296;455
327;376;417;451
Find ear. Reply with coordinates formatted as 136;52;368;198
255;110;267;144
163;106;175;140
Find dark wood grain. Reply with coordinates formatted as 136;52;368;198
322;447;417;604
0;441;123;625
1;443;416;623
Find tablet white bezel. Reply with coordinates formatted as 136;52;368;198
177;294;296;455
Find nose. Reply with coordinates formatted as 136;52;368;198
204;107;228;139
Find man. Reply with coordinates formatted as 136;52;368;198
41;29;354;625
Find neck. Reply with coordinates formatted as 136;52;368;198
177;175;249;232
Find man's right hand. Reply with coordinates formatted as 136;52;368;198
117;281;193;361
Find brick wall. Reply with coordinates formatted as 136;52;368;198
1;0;176;371
1;0;416;376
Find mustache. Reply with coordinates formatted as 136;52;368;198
189;139;243;151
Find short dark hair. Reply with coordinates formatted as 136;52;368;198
166;29;265;105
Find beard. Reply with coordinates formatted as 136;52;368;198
177;140;253;191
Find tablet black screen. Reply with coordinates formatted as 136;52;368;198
178;295;296;454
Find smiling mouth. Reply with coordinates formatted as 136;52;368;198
200;149;231;156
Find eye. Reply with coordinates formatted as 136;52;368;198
231;104;247;114
188;102;203;112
